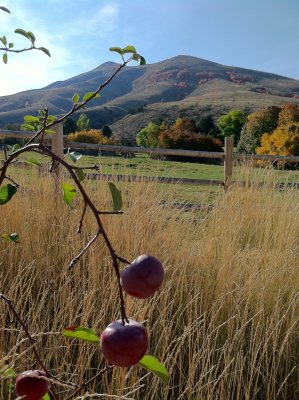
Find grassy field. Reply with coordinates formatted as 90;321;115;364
2;150;299;205
0;166;298;399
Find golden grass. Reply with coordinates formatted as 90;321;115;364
0;165;298;399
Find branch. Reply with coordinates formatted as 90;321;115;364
26;60;130;146
64;365;114;400
0;293;50;376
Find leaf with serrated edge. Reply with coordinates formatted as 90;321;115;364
0;233;19;243
83;92;100;102
0;6;10;13
62;183;76;207
11;144;21;152
24;115;39;123
39;47;51;57
138;355;169;384
139;56;146;65
14;28;30;39
27;31;36;43
72;93;80;103
21;124;36;131
75;169;85;182
63;326;99;345
0;184;17;206
107;182;123;212
109;46;123;55
122;45;137;54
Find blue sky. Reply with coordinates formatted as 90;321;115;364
0;0;299;95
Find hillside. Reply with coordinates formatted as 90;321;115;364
1;55;299;139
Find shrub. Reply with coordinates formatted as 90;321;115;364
67;129;115;145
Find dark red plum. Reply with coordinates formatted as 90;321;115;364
120;254;164;299
100;319;148;367
15;370;49;400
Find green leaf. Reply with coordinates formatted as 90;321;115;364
11;144;20;152
38;47;51;57
11;144;21;152
24;115;40;123
138;355;169;384
21;123;36;131
46;115;57;123
0;184;17;206
68;152;82;163
8;43;14;49
132;53;146;65
139;56;146;65
82;92;100;102
75;169;85;182
25;158;42;167
72;93;80;103
14;28;30;39
1;233;20;243
107;182;123;212
1;36;7;45
122;45;137;54
42;394;50;400
109;46;123;55
63;326;100;345
62;183;76;207
27;31;36;44
44;129;56;135
3;53;7;64
0;6;10;13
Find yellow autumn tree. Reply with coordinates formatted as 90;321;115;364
257;124;299;157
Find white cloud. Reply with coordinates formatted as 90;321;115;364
84;4;120;37
0;1;78;95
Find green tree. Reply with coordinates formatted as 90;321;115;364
102;125;113;138
136;122;161;148
196;115;216;134
237;106;281;153
77;113;90;131
217;110;246;143
63;117;77;134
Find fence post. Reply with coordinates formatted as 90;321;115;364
51;123;64;176
224;136;234;190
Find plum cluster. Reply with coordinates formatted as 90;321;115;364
15;255;164;399
100;254;164;367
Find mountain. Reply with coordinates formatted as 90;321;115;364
1;55;299;140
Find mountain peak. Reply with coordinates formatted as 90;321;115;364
0;55;298;131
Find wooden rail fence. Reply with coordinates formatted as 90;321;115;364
1;124;299;190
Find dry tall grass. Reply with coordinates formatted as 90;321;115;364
0;165;298;399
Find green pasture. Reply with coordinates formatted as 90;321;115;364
1;150;299;204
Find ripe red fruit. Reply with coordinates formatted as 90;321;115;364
100;319;148;367
15;370;49;400
120;254;164;299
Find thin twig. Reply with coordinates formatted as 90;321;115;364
4;175;19;187
40;108;49;144
0;294;50;376
77;203;87;234
26;60;130;146
64;365;114;400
